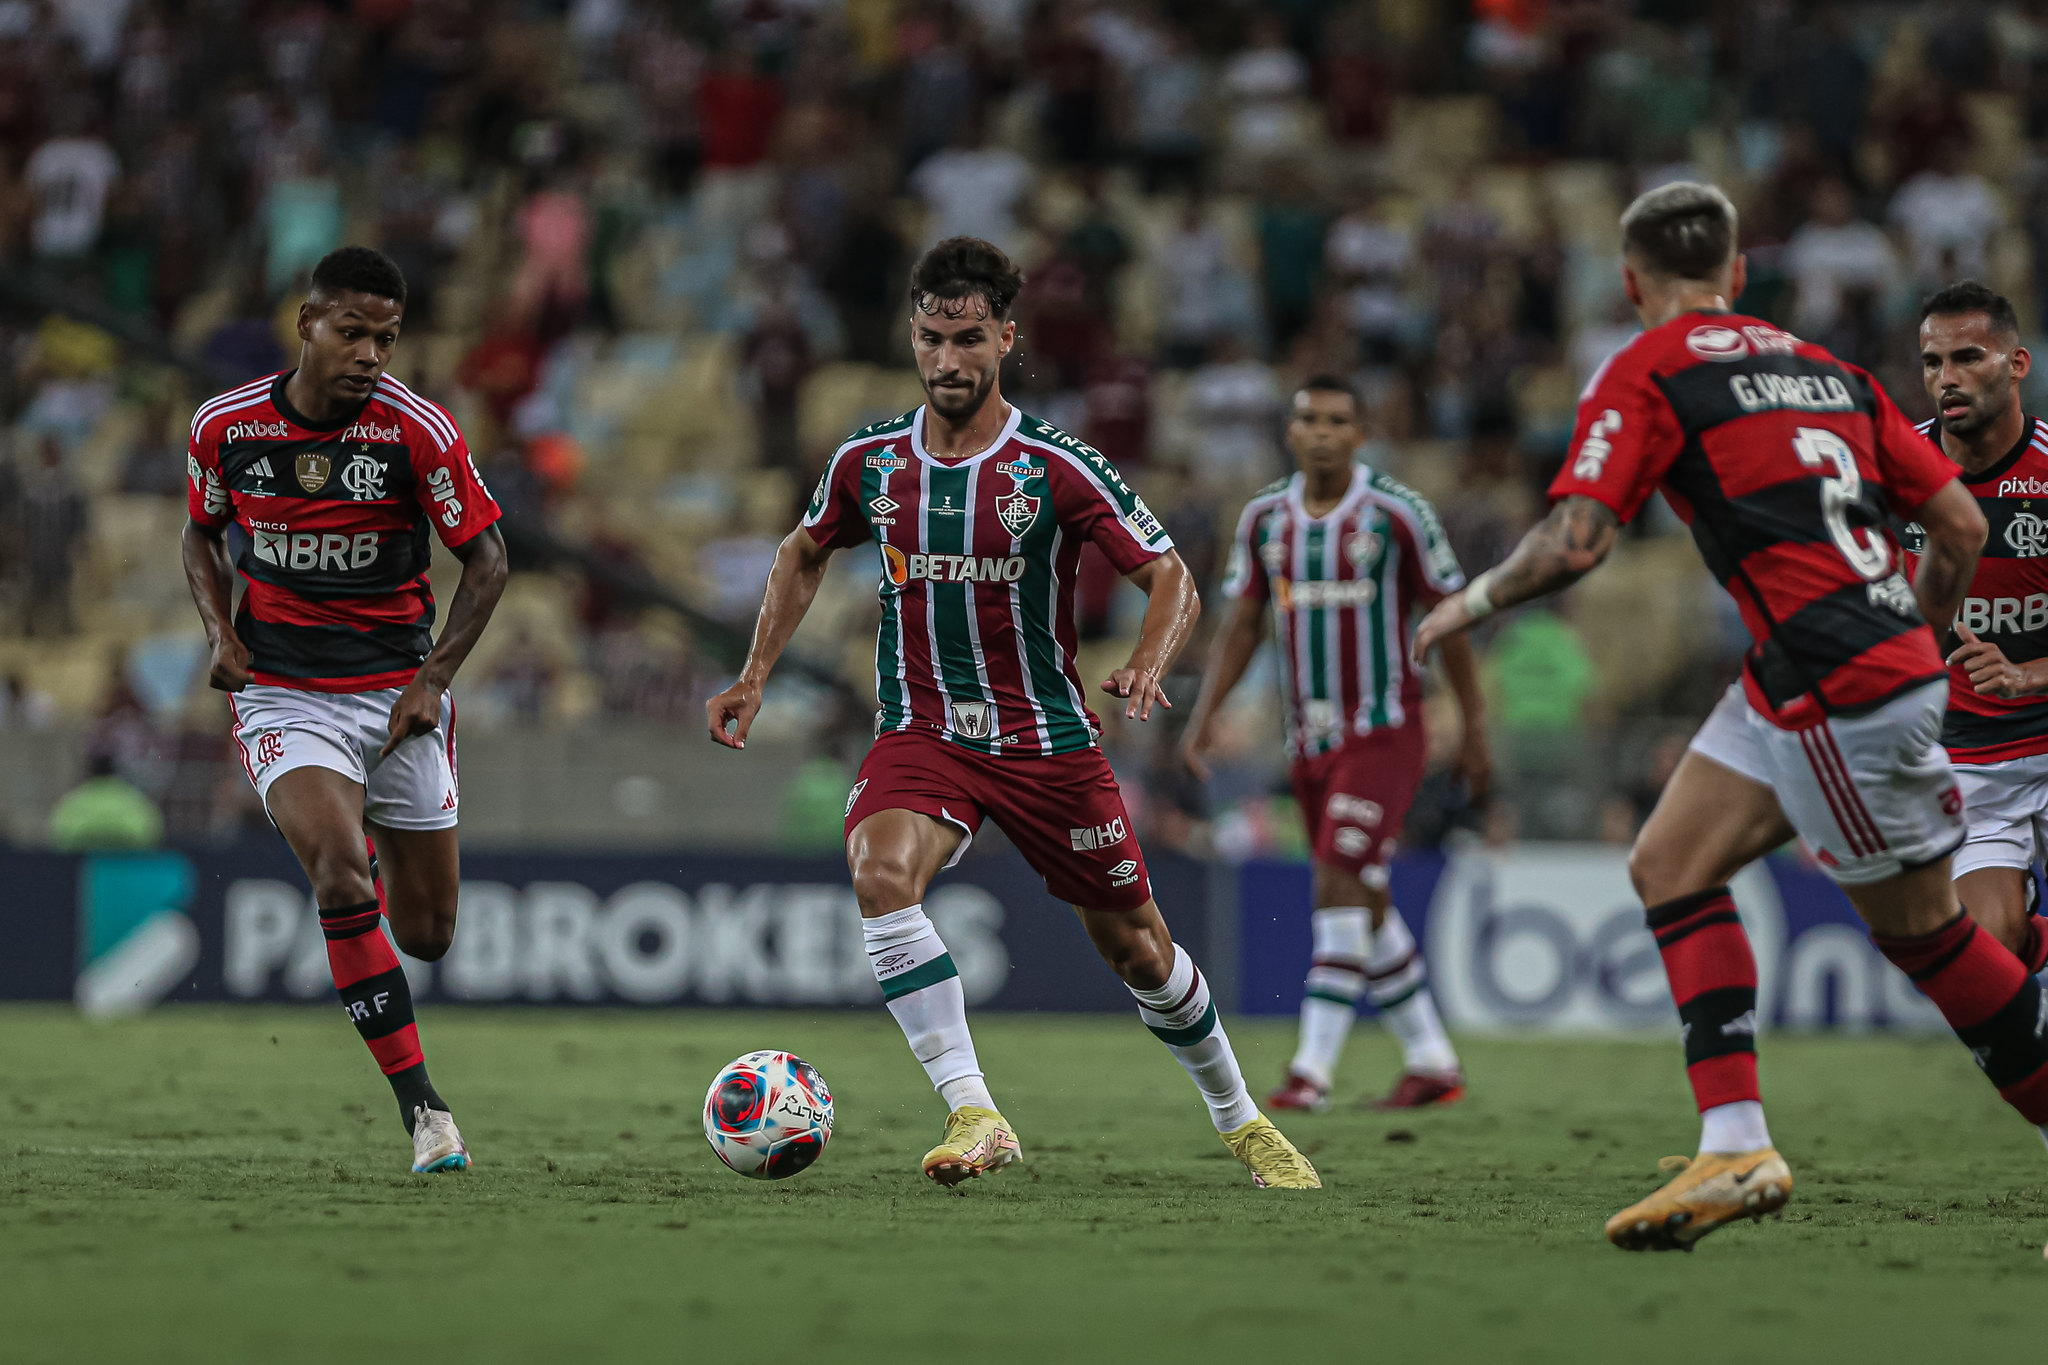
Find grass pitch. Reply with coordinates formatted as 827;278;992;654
1;1005;2041;1363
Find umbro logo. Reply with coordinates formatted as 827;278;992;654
869;495;899;525
1108;858;1140;887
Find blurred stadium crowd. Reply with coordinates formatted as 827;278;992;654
1;0;2045;851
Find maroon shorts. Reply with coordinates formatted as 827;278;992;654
1289;722;1427;879
845;731;1153;910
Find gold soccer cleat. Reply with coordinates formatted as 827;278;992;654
1606;1149;1792;1251
922;1105;1021;1188
1221;1113;1322;1189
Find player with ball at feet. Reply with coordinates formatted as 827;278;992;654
707;237;1318;1191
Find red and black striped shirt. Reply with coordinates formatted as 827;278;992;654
186;370;500;692
1550;311;1957;728
1905;414;2048;763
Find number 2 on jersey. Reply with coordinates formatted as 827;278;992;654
1793;427;1891;582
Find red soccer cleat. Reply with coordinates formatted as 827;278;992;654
1371;1071;1465;1110
1266;1071;1330;1113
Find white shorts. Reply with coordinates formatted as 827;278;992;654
228;683;459;830
1686;680;1964;886
1950;754;2048;879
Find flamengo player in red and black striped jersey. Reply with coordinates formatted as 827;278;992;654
181;248;508;1175
706;238;1319;1191
1418;183;2048;1257
1907;280;2048;979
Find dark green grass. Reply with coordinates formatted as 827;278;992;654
1;1005;2042;1363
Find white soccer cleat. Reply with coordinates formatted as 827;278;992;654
410;1105;470;1173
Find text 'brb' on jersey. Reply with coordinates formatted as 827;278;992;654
804;405;1173;756
1223;465;1463;760
1903;414;2048;763
187;371;501;692
1550;312;1955;727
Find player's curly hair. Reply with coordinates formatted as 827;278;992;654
1920;279;2019;339
910;237;1024;321
1619;182;1736;282
309;246;408;307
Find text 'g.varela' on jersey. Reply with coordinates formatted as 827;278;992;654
187;370;501;693
1903;413;2048;763
802;404;1173;757
1222;464;1463;761
1549;311;1956;728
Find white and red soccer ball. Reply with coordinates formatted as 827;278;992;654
702;1050;834;1180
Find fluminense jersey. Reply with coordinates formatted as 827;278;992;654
1222;465;1464;760
187;370;500;692
1904;413;2048;763
1551;310;1956;727
803;404;1173;756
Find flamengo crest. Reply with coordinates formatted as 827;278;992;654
995;490;1040;538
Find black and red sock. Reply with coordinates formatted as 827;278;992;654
1646;887;1761;1111
1876;912;2048;1123
2018;911;2048;974
322;893;445;1133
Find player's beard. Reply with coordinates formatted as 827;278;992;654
1939;388;2005;437
925;367;996;423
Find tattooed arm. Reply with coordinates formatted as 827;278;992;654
1412;495;1620;663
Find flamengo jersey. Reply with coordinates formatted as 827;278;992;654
1222;465;1463;760
1903;414;2048;763
803;404;1173;756
187;370;501;692
1551;311;1955;727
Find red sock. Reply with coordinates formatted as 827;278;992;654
2020;912;2048;975
321;898;425;1076
1875;913;2048;1124
1645;887;1760;1111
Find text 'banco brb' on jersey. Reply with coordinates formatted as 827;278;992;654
1550;312;1955;727
803;405;1173;757
187;371;501;692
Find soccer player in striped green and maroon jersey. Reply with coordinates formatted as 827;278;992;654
706;237;1319;1191
1183;377;1491;1112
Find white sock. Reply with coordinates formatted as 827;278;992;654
864;905;994;1113
1290;907;1370;1089
1367;909;1460;1077
1698;1100;1771;1153
1129;943;1259;1132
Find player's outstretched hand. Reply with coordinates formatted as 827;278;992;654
206;630;251;693
381;678;443;757
706;679;763;749
1949;623;2030;698
1411;593;1474;667
1102;666;1170;722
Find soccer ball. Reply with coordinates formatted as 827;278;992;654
702;1050;834;1180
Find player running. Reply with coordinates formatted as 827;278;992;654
706;237;1318;1191
1909;281;2048;970
182;247;506;1174
1181;376;1489;1112
1415;183;2048;1254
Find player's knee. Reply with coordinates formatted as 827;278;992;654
1095;926;1172;990
1627;836;1694;906
305;843;375;909
848;852;920;916
392;915;455;962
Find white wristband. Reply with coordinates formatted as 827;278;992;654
1462;571;1497;621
